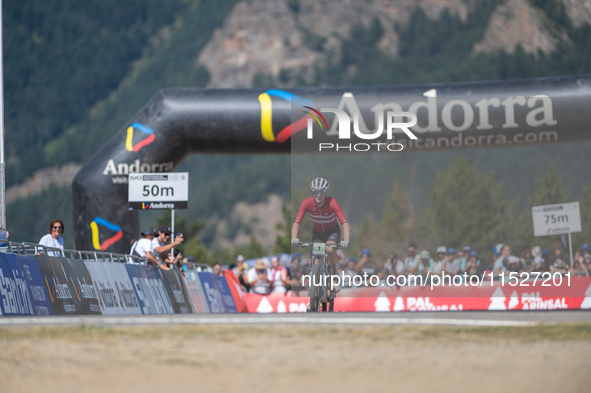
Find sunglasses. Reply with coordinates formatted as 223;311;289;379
312;191;326;196
53;226;62;230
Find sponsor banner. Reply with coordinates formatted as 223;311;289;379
244;277;591;312
0;253;35;315
174;268;195;313
198;272;228;313
244;293;308;314
15;255;52;315
222;270;248;313
128;201;187;210
184;271;210;313
143;265;175;314
35;255;78;315
125;264;174;314
61;258;102;315
103;263;142;315
212;274;237;313
84;262;123;315
160;267;192;314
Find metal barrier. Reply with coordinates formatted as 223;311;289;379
3;240;148;264
194;263;213;272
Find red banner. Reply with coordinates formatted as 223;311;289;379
222;271;248;313
244;277;591;313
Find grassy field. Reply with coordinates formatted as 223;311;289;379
1;323;590;392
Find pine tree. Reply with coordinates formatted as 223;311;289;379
529;165;569;207
430;156;511;254
273;203;292;254
379;181;409;241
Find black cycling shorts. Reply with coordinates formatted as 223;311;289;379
311;226;341;244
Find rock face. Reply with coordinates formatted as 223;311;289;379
473;0;558;56
562;0;591;28
199;0;591;88
198;0;470;88
6;163;81;204
213;194;285;251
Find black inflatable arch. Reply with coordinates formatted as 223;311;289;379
73;75;591;253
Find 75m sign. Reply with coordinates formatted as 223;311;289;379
532;202;581;237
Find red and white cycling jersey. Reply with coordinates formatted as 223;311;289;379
294;196;347;232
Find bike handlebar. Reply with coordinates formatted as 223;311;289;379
296;242;343;250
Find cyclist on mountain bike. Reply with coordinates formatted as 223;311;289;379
291;178;350;267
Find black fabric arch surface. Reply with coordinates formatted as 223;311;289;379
73;75;591;253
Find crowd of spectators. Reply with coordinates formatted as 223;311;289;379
129;223;591;293
285;240;591;290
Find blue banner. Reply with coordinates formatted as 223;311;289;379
35;255;78;315
0;253;35;315
15;255;52;315
125;264;174;315
198;272;228;313
212;274;237;313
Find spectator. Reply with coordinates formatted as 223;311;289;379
530;246;544;272
463;251;483;277
152;225;184;261
442;247;460;276
289;255;305;293
539;249;550;272
213;262;222;276
581;244;591;269
130;227;168;269
186;255;195;271
459;246;471;271
384;253;404;278
404;243;420;276
270;256;288;293
548;242;569;274
432;246;447;276
354;248;384;284
521;245;534;273
0;230;8;247
232;255;251;292
247;259;272;294
493;243;504;258
572;254;588;276
342;257;358;287
493;245;518;276
507;255;524;274
165;250;186;277
417;250;433;281
582;244;591;272
39;218;65;256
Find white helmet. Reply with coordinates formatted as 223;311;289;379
310;177;329;193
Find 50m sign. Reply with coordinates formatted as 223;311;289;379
128;173;189;210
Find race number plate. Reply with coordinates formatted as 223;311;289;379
312;243;326;257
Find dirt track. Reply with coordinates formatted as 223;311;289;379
1;324;590;393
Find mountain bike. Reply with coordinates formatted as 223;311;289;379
297;242;341;312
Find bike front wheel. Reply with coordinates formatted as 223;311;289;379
309;261;323;312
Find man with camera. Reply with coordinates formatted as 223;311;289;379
152;225;184;260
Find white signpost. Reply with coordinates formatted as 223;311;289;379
128;173;189;253
532;201;581;268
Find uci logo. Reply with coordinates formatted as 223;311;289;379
258;89;314;143
129;175;143;181
126;122;155;152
